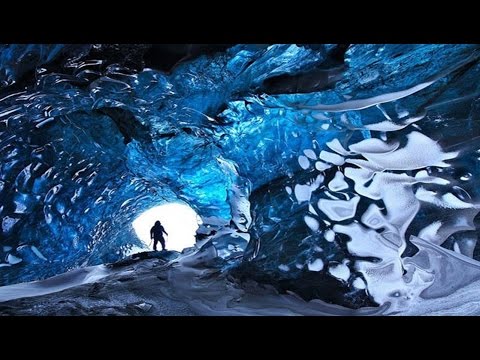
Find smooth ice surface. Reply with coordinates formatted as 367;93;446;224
318;196;360;221
324;229;336;242
353;278;366;290
328;261;351;282
294;175;324;203
298;155;311;169
328;171;349;192
0;265;109;302
319;151;345;165
308;258;324;272
350;132;459;170
304;215;320;232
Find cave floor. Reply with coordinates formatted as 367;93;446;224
0;248;376;316
0;258;196;316
1;247;479;316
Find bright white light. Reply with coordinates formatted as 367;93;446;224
132;203;202;252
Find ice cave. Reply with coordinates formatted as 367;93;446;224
0;44;480;315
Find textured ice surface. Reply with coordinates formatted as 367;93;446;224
308;258;324;272
328;261;351;282
328;171;349;192
242;44;480;311
318;196;360;221
1;44;480;315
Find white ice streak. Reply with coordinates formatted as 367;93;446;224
365;112;426;132
303;149;317;160
349;138;400;154
294;175;324;203
304;215;320;232
298;155;310;169
328;261;351;282
328;171;349;191
324;229;335;242
315;161;331;171
326;138;351;156
318;196;360;221
353;278;366;289
415;187;477;209
319;150;345;165
296;52;480;113
308;258;324;272
417;221;443;242
349;132;458;171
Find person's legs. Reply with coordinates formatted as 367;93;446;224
153;238;158;251
160;238;166;251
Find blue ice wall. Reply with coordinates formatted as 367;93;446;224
1;44;480;310
0;44;334;284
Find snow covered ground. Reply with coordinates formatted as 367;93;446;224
0;265;110;303
0;247;376;315
1;246;480;316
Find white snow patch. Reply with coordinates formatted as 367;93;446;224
416;187;475;209
7;254;22;265
294;175;323;203
326;138;351;156
328;171;349;191
361;204;388;230
453;242;461;254
0;265;110;303
358;132;458;171
353;278;366;290
318;196;360;221
324;229;335;242
418;221;442;242
278;264;290;272
349;138;400;154
2;216;19;233
303;149;317;160
308;259;324;272
319;151;345;165
298;155;310;170
31;246;47;261
308;204;318;216
315;161;331;171
304;216;319;232
328;261;350;282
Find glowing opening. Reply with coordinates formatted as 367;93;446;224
132;203;202;252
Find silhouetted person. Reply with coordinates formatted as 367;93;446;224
150;220;168;251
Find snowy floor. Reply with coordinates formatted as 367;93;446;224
0;265;110;303
1;246;480;316
0;247;375;316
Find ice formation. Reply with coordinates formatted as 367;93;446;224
1;44;480;314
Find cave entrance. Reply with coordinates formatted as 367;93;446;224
132;203;202;252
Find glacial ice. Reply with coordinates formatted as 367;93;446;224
328;261;351;282
327;171;349;192
318;196;360;221
308;258;324;272
1;43;480;314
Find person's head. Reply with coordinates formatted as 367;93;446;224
155;220;161;226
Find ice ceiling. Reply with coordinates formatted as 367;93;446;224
1;44;480;311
